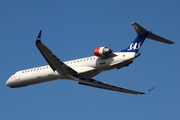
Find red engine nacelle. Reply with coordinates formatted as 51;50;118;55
94;47;113;57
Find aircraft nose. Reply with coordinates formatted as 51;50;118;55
6;78;12;87
6;75;15;88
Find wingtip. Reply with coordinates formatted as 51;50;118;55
169;41;175;44
145;86;156;94
131;21;136;24
36;30;42;43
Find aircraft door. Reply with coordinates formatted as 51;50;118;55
15;72;21;81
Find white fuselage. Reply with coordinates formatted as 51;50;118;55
6;52;139;88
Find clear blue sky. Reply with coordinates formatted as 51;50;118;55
1;0;180;119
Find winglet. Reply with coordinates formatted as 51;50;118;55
145;86;156;94
36;30;42;43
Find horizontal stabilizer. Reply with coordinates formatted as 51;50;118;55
132;22;149;36
132;22;174;44
147;33;174;44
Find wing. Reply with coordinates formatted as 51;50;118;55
79;79;143;94
35;30;77;76
35;30;155;95
68;75;154;95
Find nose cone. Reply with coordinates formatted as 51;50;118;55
6;75;16;88
6;78;12;87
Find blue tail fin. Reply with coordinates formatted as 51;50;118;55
121;22;174;52
121;22;152;52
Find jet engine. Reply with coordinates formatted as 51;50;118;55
94;47;113;57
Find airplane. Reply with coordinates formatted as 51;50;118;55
6;22;174;95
